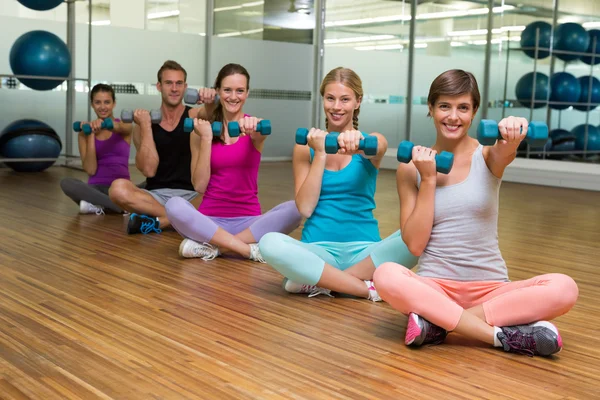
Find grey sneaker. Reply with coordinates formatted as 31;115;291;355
178;239;219;260
282;278;333;298
497;321;563;357
405;312;448;346
80;200;105;215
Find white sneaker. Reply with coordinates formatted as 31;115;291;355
80;200;105;215
178;239;219;261
282;278;333;298
365;280;382;302
248;243;266;263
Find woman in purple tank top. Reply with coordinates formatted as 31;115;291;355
373;69;578;357
165;63;302;263
60;84;133;214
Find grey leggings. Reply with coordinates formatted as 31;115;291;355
60;178;123;213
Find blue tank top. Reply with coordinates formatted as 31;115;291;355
301;151;381;243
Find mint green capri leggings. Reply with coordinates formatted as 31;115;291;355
258;230;418;285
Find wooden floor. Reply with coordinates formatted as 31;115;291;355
0;163;599;400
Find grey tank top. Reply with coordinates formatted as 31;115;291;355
416;145;508;282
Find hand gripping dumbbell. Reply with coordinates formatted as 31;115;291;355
477;120;549;147
228;120;271;138
294;128;378;155
396;141;454;174
120;109;162;124
183;118;223;137
184;88;220;105
73;119;114;135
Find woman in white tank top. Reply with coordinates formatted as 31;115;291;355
373;69;578;357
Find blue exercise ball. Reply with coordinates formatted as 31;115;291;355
0;119;62;172
515;72;549;108
9;30;71;91
575;76;600;111
581;30;600;65
16;0;63;11
554;23;589;62
572;124;600;155
549;72;580;110
520;21;552;59
549;129;576;158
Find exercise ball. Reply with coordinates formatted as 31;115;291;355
0;119;62;172
9;30;71;91
581;30;600;65
16;0;63;11
515;72;549;109
549;72;580;110
520;21;552;59
572;124;600;155
549;129;576;158
574;76;600;111
554;23;589;62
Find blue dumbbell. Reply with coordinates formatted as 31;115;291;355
73;119;114;135
478;120;548;147
183;118;222;137
325;132;378;155
184;88;220;105
228;120;271;138
396;141;454;174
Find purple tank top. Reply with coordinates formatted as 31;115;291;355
198;134;261;217
88;125;130;186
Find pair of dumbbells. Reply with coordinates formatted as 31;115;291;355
477;119;548;147
183;118;271;137
120;109;162;124
295;128;379;155
184;88;220;105
73;119;114;135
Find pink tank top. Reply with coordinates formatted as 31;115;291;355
198;134;262;217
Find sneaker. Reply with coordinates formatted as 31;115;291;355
497;321;563;357
405;312;448;346
178;239;219;260
127;213;161;234
80;200;105;215
282;278;333;298
248;243;266;263
364;280;382;302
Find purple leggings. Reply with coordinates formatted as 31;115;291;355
165;197;302;243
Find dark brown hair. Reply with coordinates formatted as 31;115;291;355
90;83;115;102
210;63;250;125
427;69;480;115
157;60;187;83
320;67;363;130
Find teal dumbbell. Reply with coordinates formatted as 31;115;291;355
397;141;454;174
325;132;378;155
295;128;310;145
73;119;114;135
184;88;220;105
120;109;162;124
228;120;271;138
478;120;548;147
183;118;222;137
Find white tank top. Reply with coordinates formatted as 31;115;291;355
416;145;508;282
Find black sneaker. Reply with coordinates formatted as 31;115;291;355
405;312;448;346
127;213;161;234
497;321;562;357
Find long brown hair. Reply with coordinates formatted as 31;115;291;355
211;63;250;125
319;67;363;130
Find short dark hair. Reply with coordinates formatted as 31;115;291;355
157;60;187;83
90;83;115;102
427;69;480;115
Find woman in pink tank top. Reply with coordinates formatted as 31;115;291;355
165;63;302;263
60;84;133;214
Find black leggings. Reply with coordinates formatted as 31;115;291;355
60;178;123;213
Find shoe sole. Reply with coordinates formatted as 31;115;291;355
179;239;191;258
531;321;563;355
405;313;423;346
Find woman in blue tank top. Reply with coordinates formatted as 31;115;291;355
60;84;133;214
259;67;417;301
373;69;578;357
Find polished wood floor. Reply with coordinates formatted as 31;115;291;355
0;163;599;399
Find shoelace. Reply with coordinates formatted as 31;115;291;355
193;243;218;260
308;287;334;298
249;244;266;263
140;217;162;234
502;331;536;357
94;207;105;216
424;324;447;345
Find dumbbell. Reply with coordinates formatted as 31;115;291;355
183;118;222;137
294;128;378;156
228;120;271;137
184;88;220;105
477;120;549;147
120;109;162;124
396;141;454;174
73;119;114;135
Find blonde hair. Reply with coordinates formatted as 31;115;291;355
319;67;363;130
